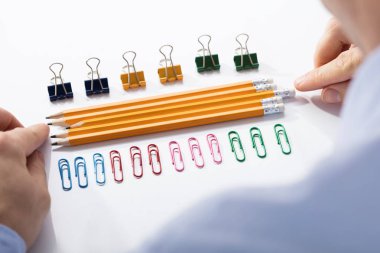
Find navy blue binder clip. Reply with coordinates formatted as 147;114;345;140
48;63;73;102
84;57;109;96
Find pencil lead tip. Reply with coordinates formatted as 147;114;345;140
51;142;58;146
46;116;51;119
48;123;53;126
50;135;57;138
66;127;71;130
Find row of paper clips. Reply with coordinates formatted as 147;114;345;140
48;33;259;102
58;134;222;191
228;124;292;162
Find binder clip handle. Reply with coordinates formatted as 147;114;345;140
197;34;216;68
86;57;101;80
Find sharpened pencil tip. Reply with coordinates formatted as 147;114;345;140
50;135;57;138
48;123;53;126
66;127;71;130
51;142;58;146
46;117;50;119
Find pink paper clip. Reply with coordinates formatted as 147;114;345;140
110;150;124;183
148;144;162;176
169;141;185;172
188;137;205;168
207;134;223;164
130;146;143;179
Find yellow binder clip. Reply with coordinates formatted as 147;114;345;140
158;45;183;84
121;51;146;90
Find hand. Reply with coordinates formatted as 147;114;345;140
0;108;50;248
294;19;363;103
321;0;380;56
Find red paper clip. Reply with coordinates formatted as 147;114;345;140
169;141;184;172
207;134;222;164
148;144;162;175
130;146;143;179
110;150;124;183
188;137;205;168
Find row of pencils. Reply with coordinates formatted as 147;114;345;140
47;78;295;147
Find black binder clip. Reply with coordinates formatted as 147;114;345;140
47;63;73;102
84;57;109;96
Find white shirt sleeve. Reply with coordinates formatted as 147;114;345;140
139;48;380;253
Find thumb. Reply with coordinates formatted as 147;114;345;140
321;81;349;104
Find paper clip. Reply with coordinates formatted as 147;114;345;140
84;57;110;96
130;146;143;179
234;33;259;71
110;150;124;183
121;51;146;90
58;159;72;191
158;45;183;84
47;63;73;102
228;131;246;162
188;137;205;168
74;157;88;188
250;127;267;158
93;153;106;185
206;134;222;164
148;144;162;176
274;124;292;155
195;35;220;73
169;141;185;172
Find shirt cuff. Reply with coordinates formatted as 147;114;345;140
0;225;26;253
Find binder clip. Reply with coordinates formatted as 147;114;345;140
250;127;267;158
84;57;109;96
228;131;246;162
195;35;220;73
47;63;73;102
188;137;205;168
158;45;183;84
233;33;259;71
121;51;146;90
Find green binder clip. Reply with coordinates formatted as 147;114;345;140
274;124;292;155
228;131;246;162
250;127;267;158
195;34;220;73
233;33;259;71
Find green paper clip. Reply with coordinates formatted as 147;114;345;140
250;127;267;158
274;124;291;155
228;131;246;162
195;34;220;73
233;33;259;71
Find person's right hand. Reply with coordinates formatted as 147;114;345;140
294;19;363;104
0;108;50;248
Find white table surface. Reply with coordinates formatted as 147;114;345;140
0;0;339;252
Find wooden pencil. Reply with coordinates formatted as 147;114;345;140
51;103;284;146
46;79;274;119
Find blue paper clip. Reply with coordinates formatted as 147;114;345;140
74;157;88;188
93;153;106;185
58;159;72;191
84;57;110;96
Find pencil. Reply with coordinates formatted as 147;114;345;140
46;78;274;119
51;97;283;138
51;103;284;146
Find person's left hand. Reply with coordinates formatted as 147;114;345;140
0;108;50;249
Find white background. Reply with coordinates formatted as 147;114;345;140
0;1;339;252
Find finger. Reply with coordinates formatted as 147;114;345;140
314;19;352;67
0;108;23;131
27;150;48;188
295;47;362;91
321;81;349;104
8;124;50;156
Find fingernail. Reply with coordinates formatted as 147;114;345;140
323;89;342;103
294;75;305;88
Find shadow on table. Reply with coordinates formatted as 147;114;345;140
311;95;341;117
